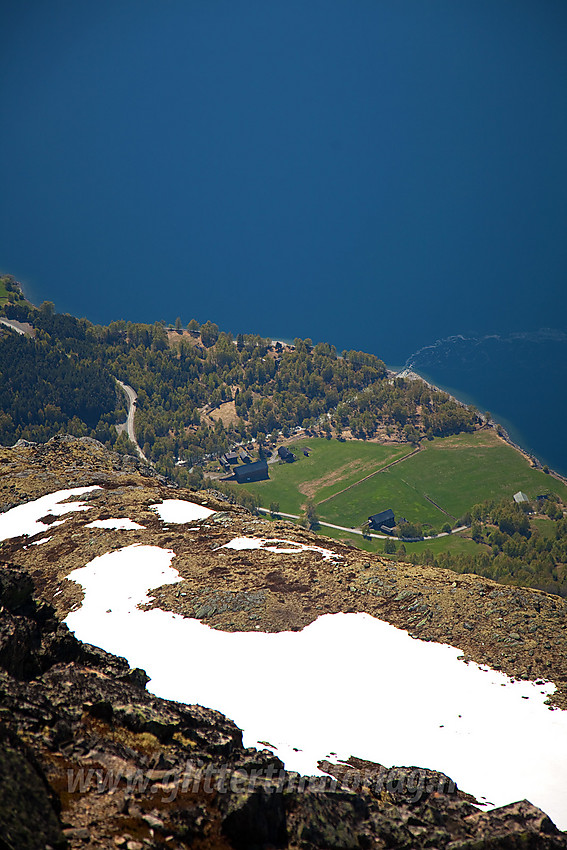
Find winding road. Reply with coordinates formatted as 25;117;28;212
256;507;466;541
115;380;150;464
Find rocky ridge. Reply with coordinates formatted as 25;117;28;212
1;436;567;847
1;561;566;848
2;436;566;709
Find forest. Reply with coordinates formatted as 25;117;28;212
1;292;479;488
406;496;567;597
1;283;566;595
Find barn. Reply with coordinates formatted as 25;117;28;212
368;509;396;531
234;460;269;483
513;491;529;504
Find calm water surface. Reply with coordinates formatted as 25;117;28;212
2;1;566;473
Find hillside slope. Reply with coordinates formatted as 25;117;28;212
3;563;566;849
2;437;566;708
1;436;567;846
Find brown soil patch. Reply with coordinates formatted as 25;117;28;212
337;427;405;444
365;429;406;444
208;400;239;428
299;460;369;500
166;329;201;346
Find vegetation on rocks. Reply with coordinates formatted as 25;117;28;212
2;561;566;848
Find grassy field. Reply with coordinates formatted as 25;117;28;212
318;430;567;530
381;431;567;519
319;467;447;529
531;517;557;539
233;430;567;535
0;280;9;306
239;438;409;515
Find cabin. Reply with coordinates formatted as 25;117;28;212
368;509;396;531
278;446;295;462
222;451;239;466
239;451;251;464
234;460;269;484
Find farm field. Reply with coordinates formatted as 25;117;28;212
319;467;446;529
232;430;567;535
531;517;557;539
382;430;567;520
238;438;409;516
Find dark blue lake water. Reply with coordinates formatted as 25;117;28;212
1;2;566;474
401;331;567;477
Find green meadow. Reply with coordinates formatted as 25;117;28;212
381;431;567;520
239;438;409;516
314;523;483;558
0;280;9;305
235;430;567;532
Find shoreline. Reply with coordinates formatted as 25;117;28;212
3;278;565;489
391;367;567;488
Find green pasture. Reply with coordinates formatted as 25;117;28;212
318;430;567;530
294;522;482;559
239;438;408;515
233;430;567;536
531;517;557;540
400;531;485;558
382;431;567;520
318;468;447;529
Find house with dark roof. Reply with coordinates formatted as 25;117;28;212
222;451;239;466
368;509;396;531
234;460;269;483
278;446;295;462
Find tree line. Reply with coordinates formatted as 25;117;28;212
1;299;480;485
405;496;567;598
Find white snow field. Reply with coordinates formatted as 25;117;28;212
221;536;340;561
150;499;215;524
0;486;100;541
64;543;567;830
86;518;145;530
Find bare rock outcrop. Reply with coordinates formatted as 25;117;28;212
0;560;565;848
1;437;567;846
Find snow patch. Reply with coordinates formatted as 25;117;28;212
222;537;340;561
64;545;567;830
0;486;100;541
86;518;145;530
151;499;215;524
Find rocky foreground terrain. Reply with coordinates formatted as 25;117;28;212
1;435;567;848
